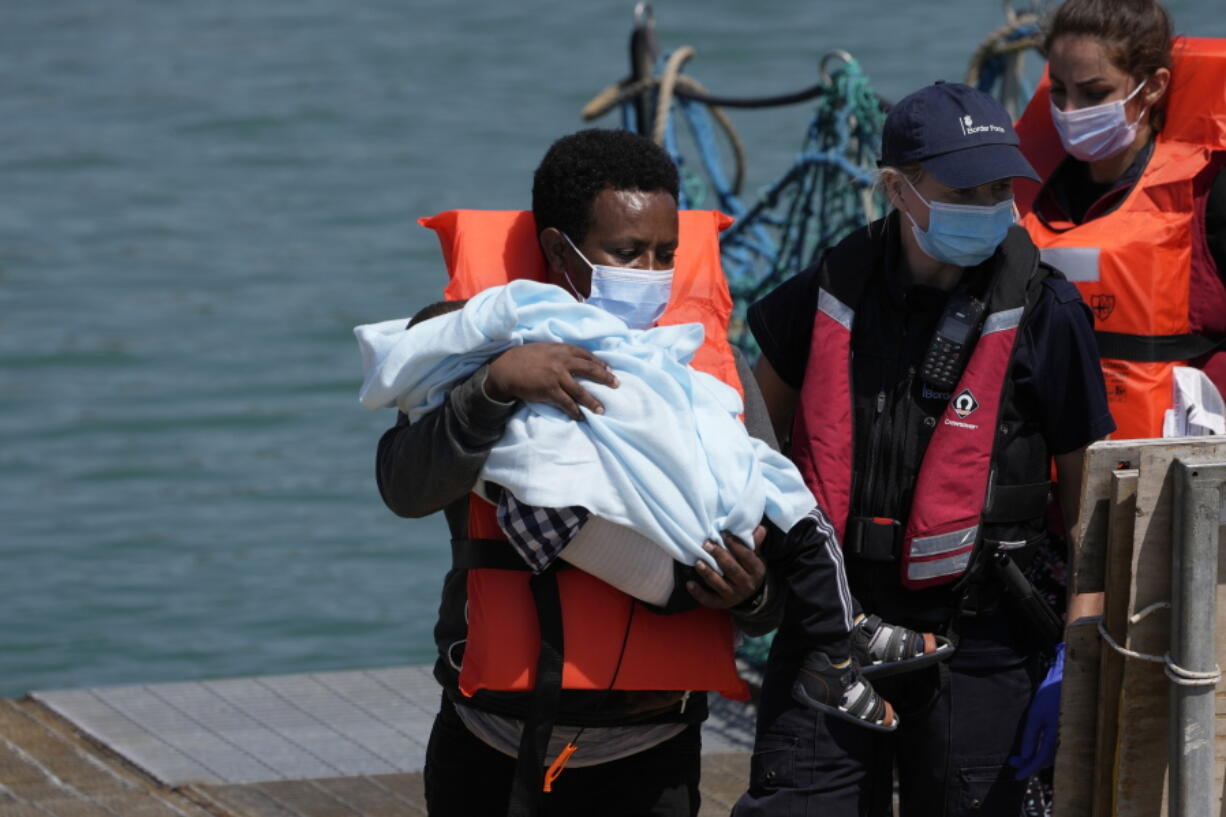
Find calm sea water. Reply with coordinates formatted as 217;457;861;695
2;0;1222;697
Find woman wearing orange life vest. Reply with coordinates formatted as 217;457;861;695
1015;0;1226;440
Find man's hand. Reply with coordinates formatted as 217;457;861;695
687;527;767;609
485;343;618;420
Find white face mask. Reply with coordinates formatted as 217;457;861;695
560;234;674;330
1049;79;1149;162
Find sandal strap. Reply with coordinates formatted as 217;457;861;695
862;615;925;663
840;674;888;724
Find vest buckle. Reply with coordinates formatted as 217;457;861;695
845;516;901;563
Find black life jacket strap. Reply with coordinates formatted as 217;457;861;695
507;567;566;817
1094;331;1225;363
451;538;574;572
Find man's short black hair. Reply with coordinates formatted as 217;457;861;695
531;129;680;243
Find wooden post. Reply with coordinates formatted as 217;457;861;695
1091;469;1137;817
1055;438;1226;816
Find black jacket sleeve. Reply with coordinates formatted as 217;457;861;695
375;364;519;518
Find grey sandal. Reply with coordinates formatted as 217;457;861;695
791;650;898;733
851;614;954;679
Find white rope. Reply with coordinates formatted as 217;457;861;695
1129;600;1171;624
1164;658;1222;687
1097;617;1164;664
1097;605;1221;688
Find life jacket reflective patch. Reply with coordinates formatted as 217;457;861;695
1016;38;1226;440
1037;247;1100;283
421;208;749;700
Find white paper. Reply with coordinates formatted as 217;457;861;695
1162;366;1226;438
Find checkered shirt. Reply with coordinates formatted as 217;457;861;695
495;489;590;573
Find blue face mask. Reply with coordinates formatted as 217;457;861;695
561;234;674;330
901;177;1016;268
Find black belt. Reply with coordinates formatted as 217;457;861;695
1095;331;1225;363
844;516;901;562
847;481;1049;563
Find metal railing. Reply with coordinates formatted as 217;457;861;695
1169;458;1226;817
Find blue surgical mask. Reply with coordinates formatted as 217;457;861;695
1050;80;1148;162
561;234;674;329
901;176;1015;268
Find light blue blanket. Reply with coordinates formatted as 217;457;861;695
355;280;816;569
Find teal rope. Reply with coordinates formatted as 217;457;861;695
626;55;887;365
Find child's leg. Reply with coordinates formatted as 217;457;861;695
765;510;895;731
766;508;953;678
762;507;858;659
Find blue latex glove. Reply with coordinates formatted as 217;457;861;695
1009;641;1064;780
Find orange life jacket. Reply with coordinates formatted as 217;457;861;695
1015;38;1226;440
419;208;750;701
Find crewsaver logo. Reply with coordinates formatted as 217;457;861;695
952;388;980;419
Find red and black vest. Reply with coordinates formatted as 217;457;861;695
791;224;1053;590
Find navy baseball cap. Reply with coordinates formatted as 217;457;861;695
880;81;1038;188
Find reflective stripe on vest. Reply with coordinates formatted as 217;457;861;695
421;208;750;700
1016;38;1226;440
791;291;1026;590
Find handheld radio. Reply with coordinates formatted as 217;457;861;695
919;292;986;391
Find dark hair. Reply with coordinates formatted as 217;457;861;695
1044;0;1173;79
407;299;466;329
531;129;679;243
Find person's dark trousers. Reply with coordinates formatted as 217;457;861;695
424;694;702;817
732;615;1041;817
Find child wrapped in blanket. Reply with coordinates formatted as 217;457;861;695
358;282;954;732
